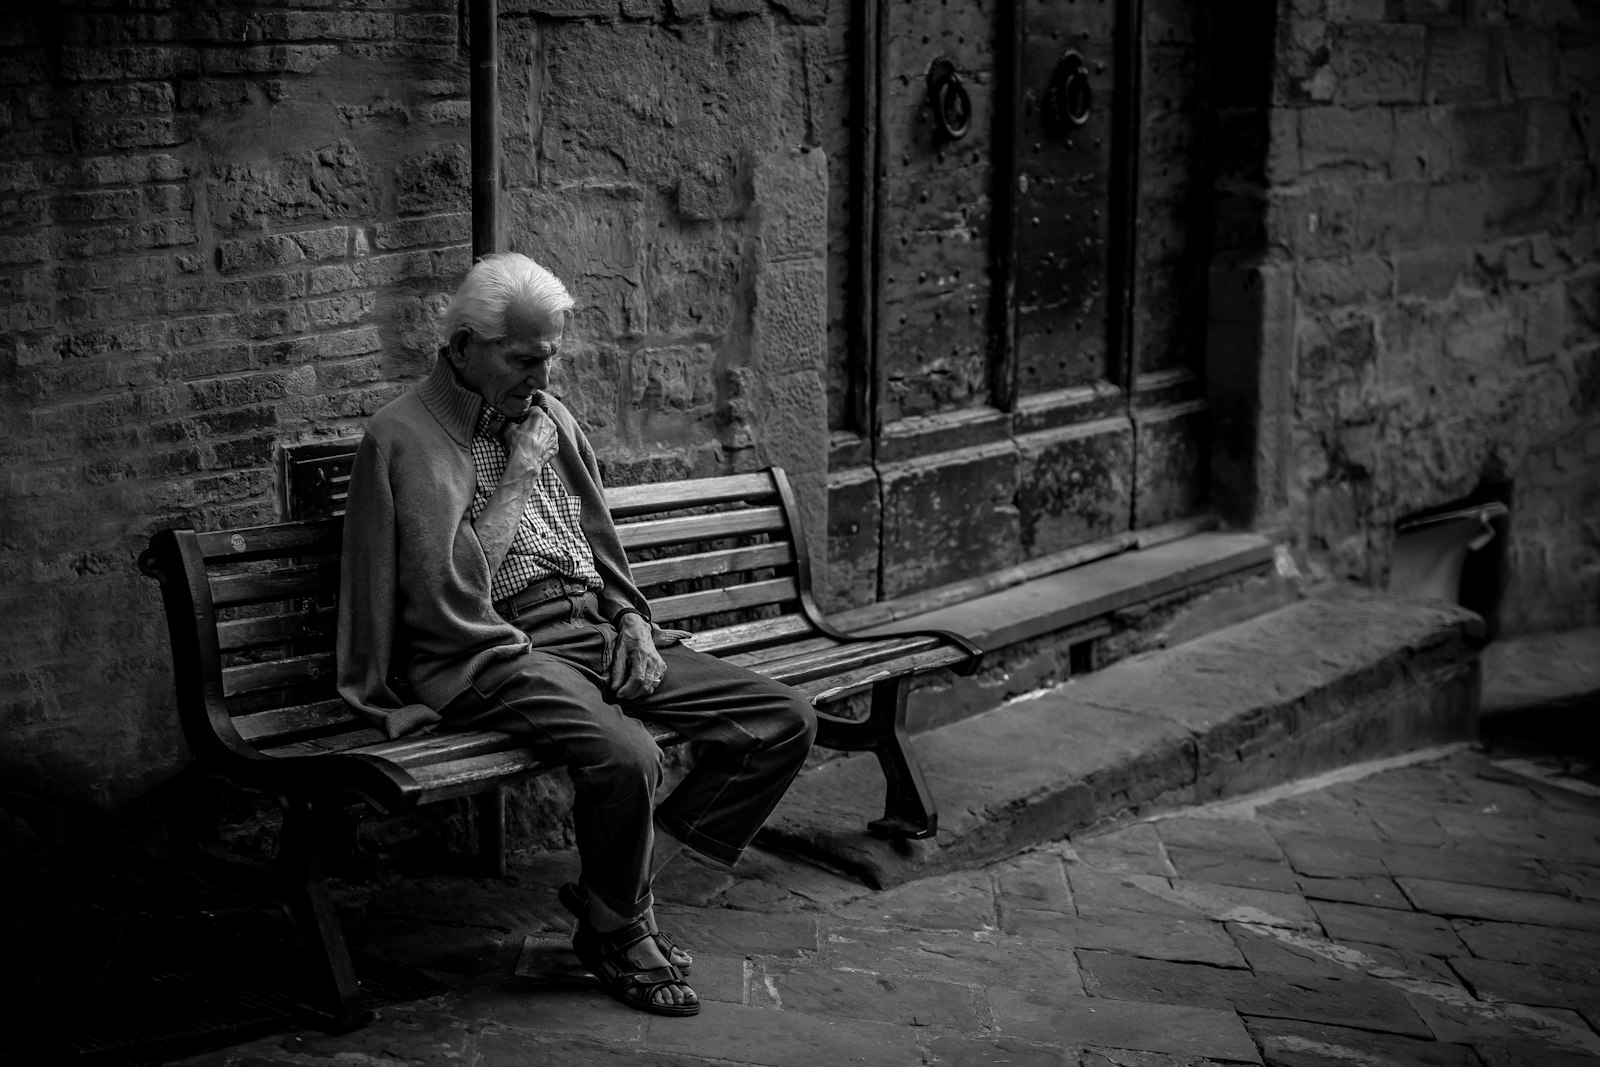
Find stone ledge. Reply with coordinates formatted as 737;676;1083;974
854;530;1277;651
762;589;1483;888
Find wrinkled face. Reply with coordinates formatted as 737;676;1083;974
450;303;564;420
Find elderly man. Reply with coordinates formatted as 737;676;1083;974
336;252;817;1017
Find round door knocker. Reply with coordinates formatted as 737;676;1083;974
926;56;972;142
1049;50;1093;130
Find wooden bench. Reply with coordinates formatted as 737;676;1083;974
140;464;981;1030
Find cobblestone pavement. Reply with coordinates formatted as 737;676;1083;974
174;743;1600;1067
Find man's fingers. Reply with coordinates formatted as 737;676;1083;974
608;640;630;692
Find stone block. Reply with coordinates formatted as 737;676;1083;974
539;20;781;189
1298;254;1393;307
1135;401;1209;529
823;465;879;613
627;343;716;416
547;340;623;438
1485;166;1562;236
645;223;740;337
210;139;377;231
1393;105;1456;180
1300;106;1394;172
878;442;1021;599
1015;417;1134;557
752;258;826;379
1504;27;1559;98
1425;26;1495;104
1272;184;1361;258
753;146;827;262
1332;22;1427;105
1528;99;1587;167
1426;180;1489;244
1453;103;1528;171
1395;245;1470;297
1356;180;1429;251
507;184;646;339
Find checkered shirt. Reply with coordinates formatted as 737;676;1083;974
468;404;603;604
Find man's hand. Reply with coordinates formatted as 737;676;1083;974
610;612;667;701
498;405;558;476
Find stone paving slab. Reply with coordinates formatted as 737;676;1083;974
1242;1017;1481;1066
988;987;1262;1063
643;1001;925;1066
1077;950;1431;1038
763;591;1481;889
1397;876;1600;930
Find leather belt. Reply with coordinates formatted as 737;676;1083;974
494;575;594;619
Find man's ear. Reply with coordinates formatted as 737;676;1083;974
445;329;471;368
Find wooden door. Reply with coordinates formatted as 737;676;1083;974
863;0;1210;600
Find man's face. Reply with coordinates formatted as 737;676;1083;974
452;303;564;420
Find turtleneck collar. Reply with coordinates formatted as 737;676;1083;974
415;349;485;448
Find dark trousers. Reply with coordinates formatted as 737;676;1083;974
440;589;816;921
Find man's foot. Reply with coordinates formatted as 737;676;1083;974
574;911;699;1016
559;883;693;974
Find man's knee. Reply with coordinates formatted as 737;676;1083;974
767;687;817;757
569;724;664;797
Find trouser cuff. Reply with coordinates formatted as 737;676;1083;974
655;811;744;868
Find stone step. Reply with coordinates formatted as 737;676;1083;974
761;589;1484;889
832;530;1289;737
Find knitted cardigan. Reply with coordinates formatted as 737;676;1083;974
336;354;652;739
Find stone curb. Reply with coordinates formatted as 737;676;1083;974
760;588;1484;888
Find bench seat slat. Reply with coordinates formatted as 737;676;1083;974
751;634;949;688
629;542;795;589
260;725;386;756
648;577;799;624
222;652;336;697
217;611;337;653
719;635;839;668
614;507;786;552
403;722;687;804
787;645;974;704
681;614;815;656
234;698;353;743
605;473;779;518
211;565;339;608
195;521;343;563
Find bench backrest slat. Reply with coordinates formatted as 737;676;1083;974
605;473;779;518
210;565;339;608
194;521;341;562
614;506;787;552
222;652;335;698
216;611;337;654
628;542;794;589
647;576;798;625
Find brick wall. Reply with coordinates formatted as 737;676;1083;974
1212;0;1600;633
0;2;828;799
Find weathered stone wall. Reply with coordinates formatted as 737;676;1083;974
0;2;828;798
1212;0;1600;633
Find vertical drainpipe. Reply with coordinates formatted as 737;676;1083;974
470;0;500;259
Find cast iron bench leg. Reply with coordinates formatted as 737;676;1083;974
862;678;938;840
815;678;938;840
476;788;506;878
278;795;372;1033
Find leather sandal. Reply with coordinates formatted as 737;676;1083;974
572;916;699;1017
559;882;692;976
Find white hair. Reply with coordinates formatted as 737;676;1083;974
439;252;574;343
